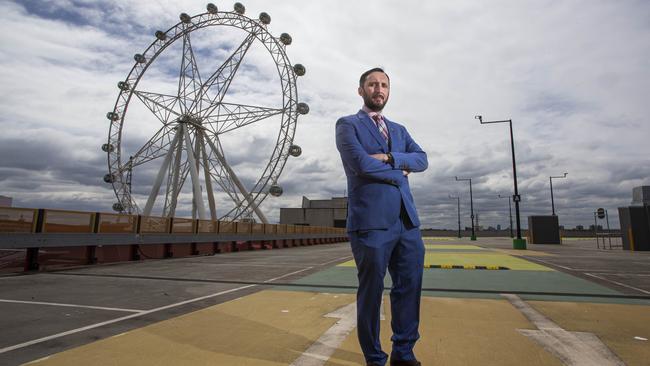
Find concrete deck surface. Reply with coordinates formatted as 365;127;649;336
1;237;648;365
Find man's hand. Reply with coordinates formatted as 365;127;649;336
369;153;388;162
402;170;410;176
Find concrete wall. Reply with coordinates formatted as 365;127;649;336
305;209;334;227
280;208;305;225
282;197;348;226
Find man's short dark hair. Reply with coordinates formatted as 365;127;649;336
359;67;390;87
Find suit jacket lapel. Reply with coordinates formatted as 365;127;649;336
356;111;389;151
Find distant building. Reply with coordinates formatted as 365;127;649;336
631;186;650;206
576;225;584;230
280;196;347;228
0;195;12;207
497;224;501;231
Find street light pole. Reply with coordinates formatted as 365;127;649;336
498;194;513;238
455;176;476;240
475;115;526;249
549;173;568;216
449;194;461;238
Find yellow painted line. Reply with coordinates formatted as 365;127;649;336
421;236;455;241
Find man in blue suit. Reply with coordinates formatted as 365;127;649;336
336;68;428;366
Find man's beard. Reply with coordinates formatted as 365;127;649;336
362;92;389;112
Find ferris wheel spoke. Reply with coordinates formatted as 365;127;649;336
202;102;284;135
195;33;256;119
128;124;177;169
178;27;203;115
134;90;181;125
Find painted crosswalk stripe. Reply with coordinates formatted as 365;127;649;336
290;302;357;366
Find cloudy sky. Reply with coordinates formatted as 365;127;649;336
1;0;648;229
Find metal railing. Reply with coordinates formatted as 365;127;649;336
0;207;348;272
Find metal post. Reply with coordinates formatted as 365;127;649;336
449;194;461;238
498;194;514;238
457;196;461;238
455;176;475;240
549;173;567;216
605;209;612;249
508;120;524;247
550;177;555;216
476;115;525;249
594;211;599;249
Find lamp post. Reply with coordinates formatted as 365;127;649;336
549;173;568;216
449;194;461;238
475;115;525;249
455;176;476;240
498;194;513;238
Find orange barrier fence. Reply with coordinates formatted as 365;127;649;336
0;207;349;273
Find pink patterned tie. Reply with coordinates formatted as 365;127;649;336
372;114;389;143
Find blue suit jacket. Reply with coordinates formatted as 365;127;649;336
336;110;428;232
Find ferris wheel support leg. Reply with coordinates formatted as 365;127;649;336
182;125;207;220
198;132;218;221
204;137;269;223
144;131;181;217
166;129;185;217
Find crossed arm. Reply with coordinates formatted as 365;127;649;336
369;153;410;176
335;119;428;185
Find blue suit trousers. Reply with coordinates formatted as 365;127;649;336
349;213;425;365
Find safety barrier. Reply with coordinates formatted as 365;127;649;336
0;207;348;272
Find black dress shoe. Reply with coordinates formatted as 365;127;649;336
389;359;421;366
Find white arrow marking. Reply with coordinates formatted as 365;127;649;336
502;294;625;366
290;302;357;366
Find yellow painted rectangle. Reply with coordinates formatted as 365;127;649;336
424;253;553;271
339;253;552;271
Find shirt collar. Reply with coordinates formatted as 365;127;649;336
361;105;383;121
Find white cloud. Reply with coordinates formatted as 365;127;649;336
0;0;648;229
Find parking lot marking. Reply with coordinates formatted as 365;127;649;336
0;299;143;313
585;273;650;295
503;294;625;366
289;301;356;366
0;265;321;355
0;284;257;355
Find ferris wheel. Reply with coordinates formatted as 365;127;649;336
102;2;308;223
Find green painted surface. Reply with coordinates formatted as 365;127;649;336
274;265;646;304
